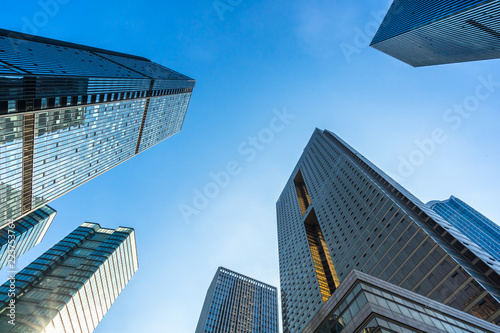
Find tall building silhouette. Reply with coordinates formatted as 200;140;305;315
428;195;500;262
370;0;500;66
277;129;500;332
195;267;279;333
0;222;138;332
0;28;195;226
0;205;55;270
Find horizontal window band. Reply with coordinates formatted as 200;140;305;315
0;87;194;116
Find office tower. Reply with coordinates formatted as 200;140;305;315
0;222;138;332
302;270;500;333
370;0;500;66
0;205;56;270
0;28;195;227
277;129;500;333
428;195;500;262
195;267;279;333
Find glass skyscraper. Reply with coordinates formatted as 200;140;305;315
0;28;195;227
195;267;279;333
370;0;500;66
0;222;138;332
428;195;500;263
0;205;56;270
277;129;500;333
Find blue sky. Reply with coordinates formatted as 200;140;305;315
2;0;500;332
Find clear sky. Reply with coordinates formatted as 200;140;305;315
2;0;500;332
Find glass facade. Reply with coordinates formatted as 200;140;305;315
195;267;279;333
0;28;195;226
370;0;500;66
0;222;139;332
277;129;500;333
302;270;499;333
0;205;56;270
371;0;490;44
428;196;500;263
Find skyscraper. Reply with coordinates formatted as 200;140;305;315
277;129;500;333
370;0;500;66
301;270;500;333
195;267;279;333
0;205;56;270
0;28;195;227
428;195;500;263
0;222;138;332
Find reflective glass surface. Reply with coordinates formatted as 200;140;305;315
309;274;497;333
372;0;489;43
195;267;279;333
0;222;139;332
371;0;500;66
0;205;56;270
429;196;500;263
0;28;195;226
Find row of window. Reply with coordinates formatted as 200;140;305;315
0;87;193;114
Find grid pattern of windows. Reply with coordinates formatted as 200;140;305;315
195;267;279;333
277;129;500;333
302;270;499;333
0;222;139;332
0;120;24;221
0;205;55;270
137;93;191;153
0;28;195;226
370;0;500;66
428;196;500;263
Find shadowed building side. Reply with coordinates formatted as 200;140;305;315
301;270;500;333
195;267;279;333
370;0;500;66
277;129;500;333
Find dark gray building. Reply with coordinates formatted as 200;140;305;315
0;205;56;270
0;222;138;332
277;129;500;333
428;196;500;263
0;28;195;227
302;270;500;333
195;267;279;333
370;0;500;66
